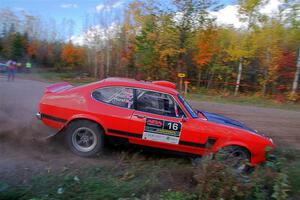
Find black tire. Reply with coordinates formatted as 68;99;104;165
216;146;251;173
65;120;104;157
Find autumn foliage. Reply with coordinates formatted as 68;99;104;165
0;0;299;99
27;41;38;59
194;29;218;67
61;42;85;69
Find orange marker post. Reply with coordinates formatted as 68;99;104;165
184;81;190;95
178;73;186;92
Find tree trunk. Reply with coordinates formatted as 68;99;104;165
87;48;92;75
262;51;271;96
106;44;110;78
224;76;229;92
94;50;98;78
197;70;202;87
234;59;243;96
207;71;214;89
99;52;105;80
292;48;300;94
261;68;269;96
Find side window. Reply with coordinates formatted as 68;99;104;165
136;89;185;118
176;104;185;118
92;87;134;109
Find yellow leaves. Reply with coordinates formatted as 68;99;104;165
226;47;249;61
159;48;179;68
128;1;144;25
238;0;263;13
251;18;286;82
225;31;255;62
147;32;157;41
287;92;300;102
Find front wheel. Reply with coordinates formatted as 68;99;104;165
216;146;251;173
66;120;104;157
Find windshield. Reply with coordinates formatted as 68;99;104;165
177;94;198;118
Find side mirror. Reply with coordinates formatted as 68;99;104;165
196;111;202;118
181;115;187;123
195;110;207;120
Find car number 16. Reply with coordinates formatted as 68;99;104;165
166;122;180;131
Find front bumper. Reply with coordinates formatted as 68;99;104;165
36;112;42;120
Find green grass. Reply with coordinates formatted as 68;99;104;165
0;155;192;200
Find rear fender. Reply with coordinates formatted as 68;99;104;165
48;114;106;139
66;114;106;131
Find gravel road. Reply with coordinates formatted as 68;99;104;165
1;77;299;184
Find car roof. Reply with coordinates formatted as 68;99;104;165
96;77;179;95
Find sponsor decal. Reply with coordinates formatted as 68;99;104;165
143;118;182;144
146;119;163;128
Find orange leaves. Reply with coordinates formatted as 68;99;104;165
121;44;136;67
61;42;85;68
27;41;38;58
194;29;218;68
61;42;74;64
276;51;296;79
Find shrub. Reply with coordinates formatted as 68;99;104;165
192;154;291;200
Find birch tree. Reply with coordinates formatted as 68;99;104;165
226;32;255;96
285;1;300;96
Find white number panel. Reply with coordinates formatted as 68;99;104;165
142;118;182;144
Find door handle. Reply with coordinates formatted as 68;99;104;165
133;114;146;119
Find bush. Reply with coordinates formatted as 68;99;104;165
192;155;291;200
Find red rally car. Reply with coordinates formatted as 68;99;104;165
37;78;274;167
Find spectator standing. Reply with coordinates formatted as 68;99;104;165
7;61;16;81
26;61;32;73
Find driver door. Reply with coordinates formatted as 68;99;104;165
128;89;205;154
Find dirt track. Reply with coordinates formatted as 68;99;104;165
1;77;300;184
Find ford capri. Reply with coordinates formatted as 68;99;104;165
37;78;274;169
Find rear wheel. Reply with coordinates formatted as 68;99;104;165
66;120;104;157
216;146;250;173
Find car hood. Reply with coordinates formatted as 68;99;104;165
196;109;258;134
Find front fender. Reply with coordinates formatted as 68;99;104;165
212;140;265;166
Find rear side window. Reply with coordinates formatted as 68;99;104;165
92;87;134;109
135;89;185;118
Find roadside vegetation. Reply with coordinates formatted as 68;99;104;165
187;92;300;112
0;146;299;200
13;70;300;111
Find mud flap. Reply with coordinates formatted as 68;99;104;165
44;128;65;140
